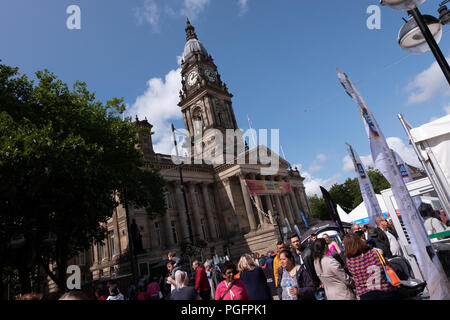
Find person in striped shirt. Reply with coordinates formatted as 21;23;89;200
344;234;398;300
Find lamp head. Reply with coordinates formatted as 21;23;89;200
398;14;443;54
380;0;426;11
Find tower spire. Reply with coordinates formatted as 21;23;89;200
185;17;198;41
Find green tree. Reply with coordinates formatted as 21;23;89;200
0;63;166;293
329;183;354;212
309;195;329;221
344;167;390;209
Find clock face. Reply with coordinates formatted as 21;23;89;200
187;71;198;86
204;68;217;82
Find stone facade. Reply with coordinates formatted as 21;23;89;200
87;20;314;282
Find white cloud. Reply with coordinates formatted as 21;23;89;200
180;0;211;20
134;0;161;32
406;55;450;104
444;104;450;115
316;153;327;162
293;163;342;197
127;65;182;155
307;153;327;173
308;161;323;174
238;0;249;15
386;137;421;168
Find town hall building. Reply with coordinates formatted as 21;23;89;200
85;20;315;282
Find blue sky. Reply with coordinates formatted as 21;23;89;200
1;0;449;197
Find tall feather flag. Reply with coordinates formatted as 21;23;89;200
320;186;345;236
338;68;450;300
391;149;422;208
345;142;382;226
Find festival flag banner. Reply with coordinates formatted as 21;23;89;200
338;68;450;300
346;142;382;226
284;218;293;233
245;180;292;195
294;225;302;239
299;210;309;229
391;149;413;183
320;186;345;236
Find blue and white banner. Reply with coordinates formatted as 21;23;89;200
299;210;309;229
346;142;382;227
391;149;413;182
338;68;450;300
284;217;292;233
294;225;302;239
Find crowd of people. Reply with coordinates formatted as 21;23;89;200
16;203;448;301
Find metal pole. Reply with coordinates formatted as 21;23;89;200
124;189;138;285
171;124;194;245
398;114;450;216
409;7;450;85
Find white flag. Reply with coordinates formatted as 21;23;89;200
338;69;450;300
346;143;382;226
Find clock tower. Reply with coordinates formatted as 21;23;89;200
179;19;241;163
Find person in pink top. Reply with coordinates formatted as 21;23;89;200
147;276;162;300
322;233;342;256
215;262;250;301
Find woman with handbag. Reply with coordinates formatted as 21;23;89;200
214;262;250;300
344;234;399;300
313;238;356;300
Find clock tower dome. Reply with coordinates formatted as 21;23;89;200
179;19;241;163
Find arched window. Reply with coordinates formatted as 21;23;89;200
193;108;203;135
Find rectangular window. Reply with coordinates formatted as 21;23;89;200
201;219;207;240
155;222;161;247
209;191;215;209
109;231;115;257
171;221;178;244
139;262;149;278
166;191;174;209
214;218;221;239
78;251;86;266
100;242;105;261
195;189;201;207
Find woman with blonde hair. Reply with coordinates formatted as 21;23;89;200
238;254;273;300
170;271;201;300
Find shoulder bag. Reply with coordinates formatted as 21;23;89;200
219;281;235;300
374;250;401;287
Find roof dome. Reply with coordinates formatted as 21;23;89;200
183;18;208;60
183;38;208;59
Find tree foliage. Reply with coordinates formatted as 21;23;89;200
0;63;166;292
309;167;390;220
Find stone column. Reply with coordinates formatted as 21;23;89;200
239;173;257;231
250;174;266;227
282;195;294;227
187;182;204;240
297;186;311;218
201;183;216;241
264;193;275;224
174;181;191;243
222;177;237;214
289;189;301;226
163;203;175;248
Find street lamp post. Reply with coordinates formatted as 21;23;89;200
171;124;194;245
381;0;450;84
